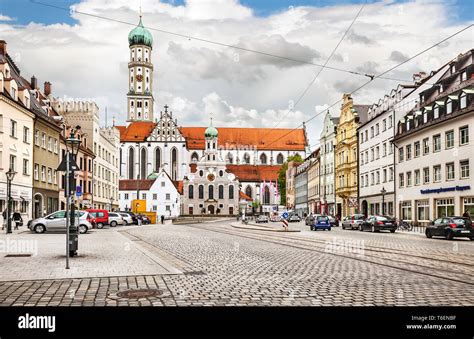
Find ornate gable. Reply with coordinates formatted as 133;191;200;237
149;105;185;142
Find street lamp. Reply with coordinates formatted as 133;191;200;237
64;127;81;269
5;167;17;234
381;186;386;215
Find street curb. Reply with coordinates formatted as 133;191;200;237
230;223;300;233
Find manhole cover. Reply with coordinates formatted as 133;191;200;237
5;254;32;257
116;289;162;299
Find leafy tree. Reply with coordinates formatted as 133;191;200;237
277;154;303;206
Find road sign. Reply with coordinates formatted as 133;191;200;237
282;211;289;219
282;219;288;231
76;186;82;197
57;156;79;172
348;197;359;208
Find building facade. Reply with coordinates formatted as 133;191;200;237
307;149;320;214
295;160;309;217
319;111;338;215
286;160;301;210
0;42;34;221
335;94;369;218
394;50;474;224
182;125;239;215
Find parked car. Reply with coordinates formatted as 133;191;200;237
360;215;397;233
256;215;269;223
425;217;473;240
108;212;126;227
86;209;109;229
119;212;134;225
288;214;301;222
119;211;138;225
341;214;366;230
328;215;339;227
28;210;92;234
305;213;321;225
310;215;331;231
137;214;151;225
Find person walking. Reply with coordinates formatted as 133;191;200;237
137;215;142;226
2;209;7;231
160;215;165;224
12;210;22;230
463;210;471;219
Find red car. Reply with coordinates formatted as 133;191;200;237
86;209;109;229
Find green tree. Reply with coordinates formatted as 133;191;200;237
277;154;303;206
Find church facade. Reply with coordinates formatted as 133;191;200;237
117;15;307;216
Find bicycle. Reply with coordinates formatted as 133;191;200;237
397;220;413;231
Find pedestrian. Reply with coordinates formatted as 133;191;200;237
463;210;471;219
161;215;165;224
137;215;142;226
12;210;22;230
1;209;7;230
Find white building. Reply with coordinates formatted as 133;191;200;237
318;111;338;215
394;50;474;224
0;42;34;221
119;168;181;218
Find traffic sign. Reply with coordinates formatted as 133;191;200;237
282;211;289;219
282;219;288;231
76;186;82;197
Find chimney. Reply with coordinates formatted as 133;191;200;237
44;81;51;96
0;40;6;56
31;76;37;90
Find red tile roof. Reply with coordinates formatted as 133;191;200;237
173;180;184;195
179;127;306;151
119;179;155;190
117;122;157;142
226;165;281;182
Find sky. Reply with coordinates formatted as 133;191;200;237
0;0;473;149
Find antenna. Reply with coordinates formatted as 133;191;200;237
105;106;108;127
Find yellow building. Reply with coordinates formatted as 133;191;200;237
335;94;369;218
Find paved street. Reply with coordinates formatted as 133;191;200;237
0;219;473;306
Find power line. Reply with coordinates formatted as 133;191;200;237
30;0;419;84
262;1;366;139
264;23;473;149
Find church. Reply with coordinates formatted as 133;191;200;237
117;15;308;216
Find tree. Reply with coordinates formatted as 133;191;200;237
277;154;303;206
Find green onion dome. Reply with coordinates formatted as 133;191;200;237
205;126;218;138
128;17;153;48
147;171;159;180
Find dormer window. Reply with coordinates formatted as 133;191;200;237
461;71;467;82
446;99;453;114
451;64;455;74
460;92;467;109
11;87;16;100
420;94;424;103
438;84;443;93
423;111;428;123
434;106;439;119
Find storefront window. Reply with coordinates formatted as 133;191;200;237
436;198;454;218
416;200;430;223
401;201;412;220
463;197;474;220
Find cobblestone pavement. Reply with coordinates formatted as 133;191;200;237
0;220;473;306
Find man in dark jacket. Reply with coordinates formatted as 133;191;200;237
12;211;22;230
2;209;7;230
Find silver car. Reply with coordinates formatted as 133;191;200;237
108;212;126;227
119;213;133;225
341;214;366;230
28;210;92;234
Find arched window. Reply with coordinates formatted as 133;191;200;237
154;147;161;172
229;185;234;199
218;185;224;199
243;153;250;164
171;148;178;180
209;185;214;200
140;148;147;179
198;185;204;199
188;185;194;199
245;185;252;199
227;153;233;164
260;153;267;164
128;147;135;179
276;153;284;164
191;152;199;162
263;186;270;205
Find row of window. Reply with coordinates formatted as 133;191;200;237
399;126;469;162
360;115;393;143
7;155;30;176
398;160;470;188
360;167;394;188
34;129;59;153
33;164;57;185
361;141;394;165
188;185;235;200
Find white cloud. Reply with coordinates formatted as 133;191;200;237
1;0;472;148
0;14;14;21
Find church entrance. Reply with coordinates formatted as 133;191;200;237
208;205;215;215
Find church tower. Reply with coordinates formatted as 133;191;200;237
127;13;154;122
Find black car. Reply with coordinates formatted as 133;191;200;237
360;215;396;233
425;217;473;240
328;216;339;227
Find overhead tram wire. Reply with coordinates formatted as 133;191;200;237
263;23;473;149
261;1;367;140
30;0;418;84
